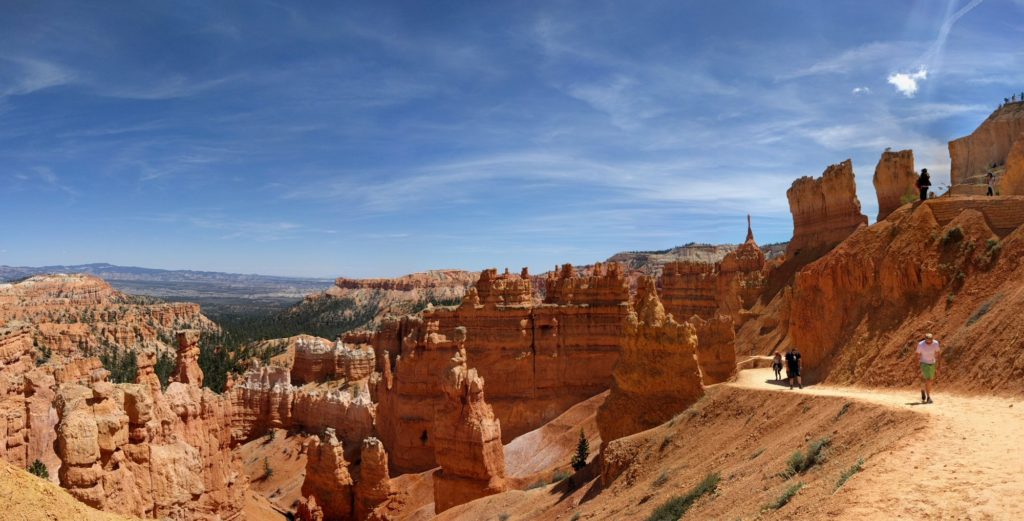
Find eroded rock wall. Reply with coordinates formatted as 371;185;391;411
785;160;868;260
595;277;702;449
432;347;506;513
873;149;917;221
949;102;1024;186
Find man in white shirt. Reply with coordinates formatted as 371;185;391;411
915;333;940;404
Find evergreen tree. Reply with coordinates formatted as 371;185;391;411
571;429;589;471
27;459;49;479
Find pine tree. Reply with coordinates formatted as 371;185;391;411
570;429;589;471
27;459;49;479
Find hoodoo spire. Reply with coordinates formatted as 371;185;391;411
745;214;755;243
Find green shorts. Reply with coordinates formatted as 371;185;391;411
920;363;936;380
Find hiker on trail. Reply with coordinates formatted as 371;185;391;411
916;334;940;404
916;168;932;201
987;171;996;196
772;351;783;381
785;346;802;390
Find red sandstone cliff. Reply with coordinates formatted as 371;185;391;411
433;343;507;513
595;277;702;450
785;160;868;260
789;196;1024;390
873;149;917;221
949;102;1024;188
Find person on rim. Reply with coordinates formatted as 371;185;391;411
785;346;802;390
916;168;932;201
916;333;940;404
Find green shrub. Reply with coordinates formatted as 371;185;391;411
968;294;1003;326
780;437;830;478
498;514;511;521
154;350;176;390
941;227;964;246
552;469;572;483
527;479;547;490
27;459;48;479
835;403;852;420
99;346;138;384
645;472;720;521
834;458;864;491
263;457;273;479
570;513;581;521
35;345;51;367
749;448;765;460
653;471;669;487
766;482;803;511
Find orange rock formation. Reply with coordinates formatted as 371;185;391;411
873;149;917;221
53;361;246;519
172;330;203;386
354;437;396;520
785;159;868;259
690;314;737;384
660;216;767;324
949;101;1024;188
595;277;702;449
433;344;507;513
301;428;354;520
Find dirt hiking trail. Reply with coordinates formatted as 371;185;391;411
731;366;1024;520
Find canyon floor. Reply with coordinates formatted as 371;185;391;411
442;363;1024;521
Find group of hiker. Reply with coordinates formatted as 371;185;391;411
915;167;997;199
770;334;940;404
1003;92;1024;104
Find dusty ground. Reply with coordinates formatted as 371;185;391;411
237;428;308;518
733;367;1024;519
441;365;1024;520
0;459;136;521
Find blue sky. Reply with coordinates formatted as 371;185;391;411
2;0;1022;277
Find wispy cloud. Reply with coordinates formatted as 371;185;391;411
0;57;75;97
8;166;78;196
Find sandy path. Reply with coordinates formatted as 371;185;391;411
731;367;1024;520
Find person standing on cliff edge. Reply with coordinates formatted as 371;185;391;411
916;168;932;201
785;346;802;390
916;334;940;404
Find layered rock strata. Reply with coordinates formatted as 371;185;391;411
873;149;917;221
595;277;702;448
432;346;507;513
354;437;395;520
0;274;216;356
660;217;767;323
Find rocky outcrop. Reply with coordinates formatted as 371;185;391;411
690;314;737;384
660;217;767;324
374;319;464;473
595;277;702;448
355;437;395;520
372;264;629;474
949;102;1024;186
301;428;353;521
0;274;216;357
230;362;375;461
172;330;203;387
432;347;507;513
1001;133;1024;195
53;375;245;519
785;160;868;260
289;336;376;385
873;149;917;221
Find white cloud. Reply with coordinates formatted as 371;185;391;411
887;67;928;97
852;86;871;95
